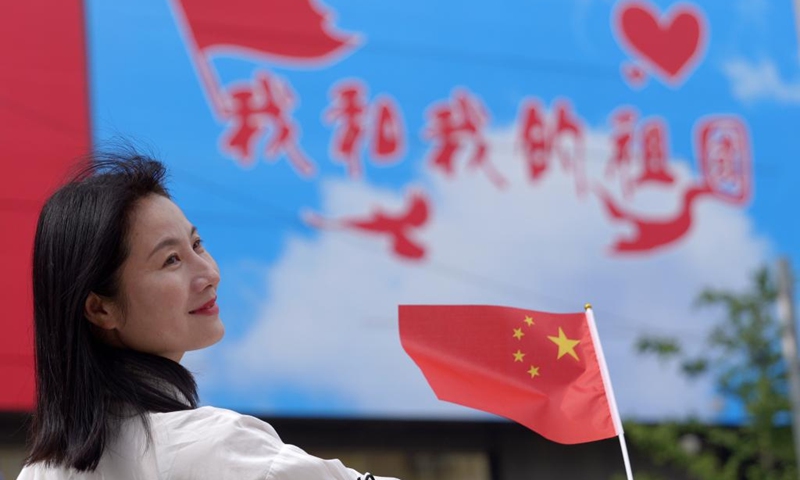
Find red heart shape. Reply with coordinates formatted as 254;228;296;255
615;1;707;85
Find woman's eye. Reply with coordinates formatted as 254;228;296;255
193;238;204;251
163;254;179;267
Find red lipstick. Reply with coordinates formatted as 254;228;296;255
190;297;219;315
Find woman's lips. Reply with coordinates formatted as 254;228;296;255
190;297;218;315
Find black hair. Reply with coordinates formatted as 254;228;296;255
26;150;199;471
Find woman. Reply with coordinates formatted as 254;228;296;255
18;152;395;480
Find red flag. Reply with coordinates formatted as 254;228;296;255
399;305;618;444
173;0;357;64
171;0;359;120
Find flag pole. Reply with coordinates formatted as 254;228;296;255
168;0;230;120
585;304;634;480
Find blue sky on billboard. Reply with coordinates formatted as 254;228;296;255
85;0;800;424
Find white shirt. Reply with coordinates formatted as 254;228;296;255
17;406;399;480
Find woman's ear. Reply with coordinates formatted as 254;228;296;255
84;292;120;330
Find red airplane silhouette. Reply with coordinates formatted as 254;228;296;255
304;191;430;260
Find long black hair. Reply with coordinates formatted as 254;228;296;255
26;151;199;471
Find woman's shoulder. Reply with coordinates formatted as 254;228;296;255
151;405;280;438
149;405;284;454
15;408;283;480
148;407;398;480
141;406;283;478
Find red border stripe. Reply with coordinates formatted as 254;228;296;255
0;0;91;411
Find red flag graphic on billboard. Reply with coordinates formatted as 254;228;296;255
173;0;357;63
171;0;360;120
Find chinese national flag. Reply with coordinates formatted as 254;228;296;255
399;305;618;444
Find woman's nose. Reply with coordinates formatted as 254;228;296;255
192;255;221;292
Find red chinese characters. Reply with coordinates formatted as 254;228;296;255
695;116;751;205
324;80;406;178
606;108;637;184
220;70;316;177
607;107;675;197
204;71;755;259
313;92;754;258
423;88;506;188
517;98;587;194
638;118;674;185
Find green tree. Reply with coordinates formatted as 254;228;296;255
622;267;796;480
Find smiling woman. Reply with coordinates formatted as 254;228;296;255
17;151;397;480
84;194;224;363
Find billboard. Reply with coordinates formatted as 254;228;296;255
4;0;800;424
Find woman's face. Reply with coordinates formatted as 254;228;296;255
108;194;224;361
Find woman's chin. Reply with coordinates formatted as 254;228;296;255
206;320;225;347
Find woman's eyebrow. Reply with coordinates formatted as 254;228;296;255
147;226;197;260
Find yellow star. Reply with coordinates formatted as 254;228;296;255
527;365;540;378
523;315;535;327
512;328;524;340
513;350;525;362
548;327;580;361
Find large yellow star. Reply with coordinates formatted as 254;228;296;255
523;315;535;327
548;327;580;361
512;328;525;340
527;365;540;378
513;350;525;362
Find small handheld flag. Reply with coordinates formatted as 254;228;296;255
399;304;633;478
399;304;615;443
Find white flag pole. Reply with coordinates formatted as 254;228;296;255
585;304;634;480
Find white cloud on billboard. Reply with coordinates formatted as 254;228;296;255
723;58;800;104
186;125;770;422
